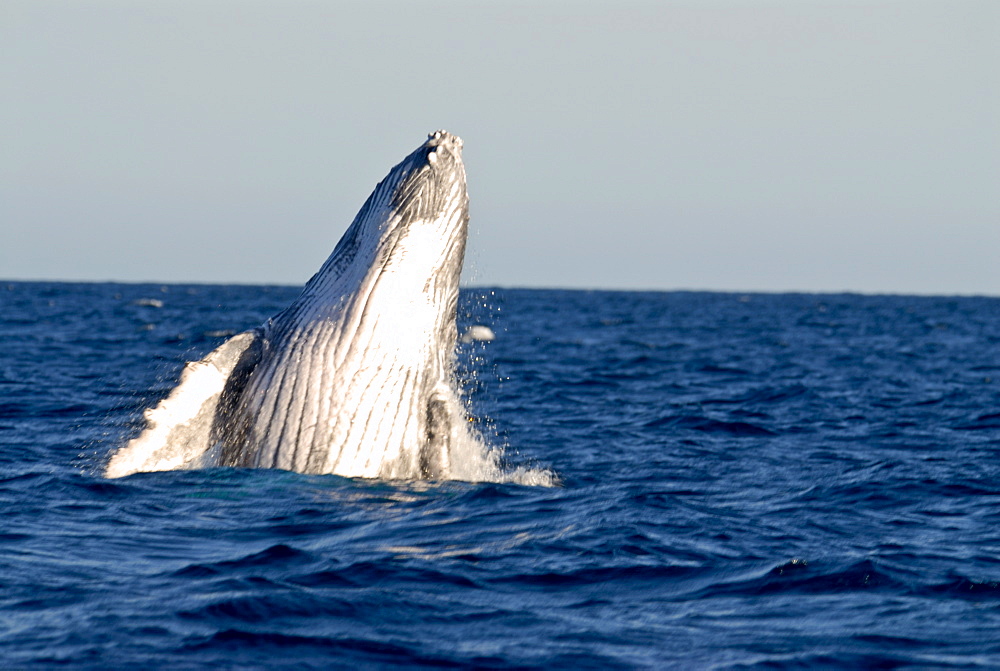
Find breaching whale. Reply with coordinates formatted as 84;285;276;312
106;131;482;480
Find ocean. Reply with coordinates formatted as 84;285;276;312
1;281;999;668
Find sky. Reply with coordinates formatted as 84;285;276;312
2;0;998;294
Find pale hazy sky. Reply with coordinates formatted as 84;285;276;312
2;0;998;294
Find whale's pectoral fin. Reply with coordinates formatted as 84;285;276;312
104;330;262;478
420;389;455;479
213;332;267;468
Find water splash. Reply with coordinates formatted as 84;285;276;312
104;334;556;487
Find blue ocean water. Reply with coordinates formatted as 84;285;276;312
2;281;1000;668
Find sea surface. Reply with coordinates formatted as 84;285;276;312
2;281;999;669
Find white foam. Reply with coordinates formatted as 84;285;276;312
105;332;257;478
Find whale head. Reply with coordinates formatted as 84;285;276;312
214;130;474;476
305;130;469;318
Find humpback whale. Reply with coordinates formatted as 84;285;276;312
106;131;480;480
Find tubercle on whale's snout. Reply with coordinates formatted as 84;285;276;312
424;131;464;164
427;130;463;150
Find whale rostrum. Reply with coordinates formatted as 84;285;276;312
106;131;484;480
